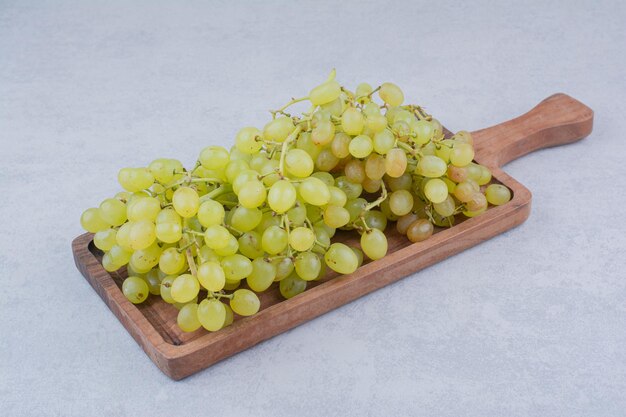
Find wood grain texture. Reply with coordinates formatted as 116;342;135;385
72;93;593;380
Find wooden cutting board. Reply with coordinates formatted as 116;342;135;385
72;93;593;380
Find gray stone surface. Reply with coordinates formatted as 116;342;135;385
1;1;625;416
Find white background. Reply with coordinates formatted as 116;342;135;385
1;1;625;416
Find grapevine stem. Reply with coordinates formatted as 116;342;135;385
364;181;388;211
271;97;309;118
209;291;233;300
278;125;303;177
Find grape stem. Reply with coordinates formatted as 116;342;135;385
278;125;303;178
177;239;197;253
209;291;233;300
199;185;230;202
364;181;388;211
271;97;309;118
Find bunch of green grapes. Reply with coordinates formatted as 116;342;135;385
80;71;511;333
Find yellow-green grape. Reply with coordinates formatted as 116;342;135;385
198;298;226;331
334;176;362;200
447;165;469;183
477;165;492;185
197;261;226;291
349;135;373;159
416;155;448;178
466;162;482;182
309;79;341;106
364;209;387;231
102;252;120;272
442;177;457;194
177;303;202;332
453;130;474;145
285;149;314;178
127;196;161;222
434;195;456;217
197;200;225;227
361;229;388;260
454;180;479;202
129;220;156;250
156;207;181;224
385;148;408;178
299;177;330;206
172;187;199;218
155;222;182;243
324;243;359;275
263;116;295;142
221;254;253;281
397;213;419;235
170;274;200;303
159;247;187;275
99;198;127;226
149;158;182;184
315;149;340;172
411;120;434;145
280;273;307;298
406;219;434;242
109;244;132;266
237;180;267;209
424;178;449;204
463;206;487;218
297;132;323;160
118;167;154;192
485;184;511;206
260;160;280;186
236;233;262;260
273;257;294;282
389;189;414;216
235;127;262;154
312;120;335;146
222;304;235;327
331;132;351;158
93;228;117;251
434;139;455;162
143;269;162;295
212;233;237;257
341;107;365;135
249;153;268;171
268;180;297;213
122;276;149;304
295;251;321;281
344;159;365;183
345;198;367;223
230;206;262;232
197;245;220;263
323;205;350;228
247;258;277;292
466;192;488;212
225;159;249;183
262;225;288;255
288;227;316;252
366;113;388;133
287;204;306;226
231;169;258;194
362;177;382;193
327;186;347;207
80;208;110;233
373;130;395;155
392;120;411;142
355;82;373;103
364;154;386;180
204;225;230;249
449;142;475;167
199;146;230;170
379;82;404;107
230;289;260;316
159;275;176;303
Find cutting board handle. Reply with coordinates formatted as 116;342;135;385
471;93;594;168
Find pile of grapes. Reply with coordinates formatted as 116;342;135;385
80;71;512;333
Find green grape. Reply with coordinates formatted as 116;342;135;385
342;107;365;135
260;159;280;186
247;258;277;292
449;142;474;167
197;261;226;291
315;149;340;172
453;130;473;145
263;116;295;142
355;82;373;102
280;273;307;299
362;177;382;193
223;279;241;290
310;171;334;187
160;275;176;303
299;177;330;206
365;154;386;180
225;159;249;183
222;304;235;327
289;227;316;252
198;298;226;331
80;208;110;233
328;186;347;207
296;132;323;160
397;213;419;235
256;211;281;233
102;252;120;272
373;130;395;155
171;274;200;303
235;127;263;154
385;148;408;178
238;231;265;259
379;82;404;106
158;247;187;275
94;228;117;251
324;243;359;274
320;96;344;117
312;227;331;255
144;269;162;295
406;219;434;242
199;146;230;170
232;170;259;195
127;196;161;222
230;289;260;316
364;209;387;231
447;165;468;183
477;165;492;185
249;153;269;171
466;162;482;182
221;254;253;281
273;257;295;281
485;184;511;206
229;146;253;163
307;204;323;223
454;180;479;202
366;113;388;133
129;220;156;250
324;205;350;228
287;203;307;226
380;199;399;221
109;244;132;265
389;190;414;216
173;296;198;311
99;198;127;226
172;187;199;218
118;167;154;192
214;234;239;256
294;251;321;281
345;198;367;223
466;192;488;212
349;135;373;159
268;180;297;213
149;158;183;184
392;120;410;142
416;155;447;178
434;139;455;162
204;225;231;249
285;149;314;178
262;225;288;255
197;245;220;263
361;229;388;260
331;132;351;158
411;120;434;145
314;219;335;238
424;178;448;203
344;159;366;184
156;207;181;224
122;276;149;304
463;206;487;218
177;303;202;332
312;120;335;146
236;180;266;209
335;176;363;200
351;247;364;268
155;222;182;243
130;243;162;272
386;172;412;191
230;206;262;232
433;195;456;217
197;200;225;227
309;79;341;105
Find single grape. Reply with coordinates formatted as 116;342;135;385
449;142;475;167
159;247;187;275
324;205;350;228
373;130;395;155
389;190;414;216
416;155;447;178
199;146;230;170
363;209;387;231
349;135;374;159
324;243;359;274
273;257;295;281
247;258;277;292
263;116;295;142
177;303;202;332
379;82;404;106
434;139;455;162
225;159;249;183
289;227;316;252
365;154;386;180
94;228;117;251
118;167;154;192
386;172;412;191
221;254;253;281
230;206;262;232
345;159;366;184
80;208;110;233
454;180;479;203
433;195;456;217
453;130;474;145
235;127;263;154
237;180;267;209
385;148;408;178
341;107;365;135
197;261;226;291
424;178;448;204
331;132;351;158
485;184;511;206
397;213;419;235
477;165;492;185
172;187;200;218
99;198;127;226
366;113;388;133
198;298;226;331
143;269;163;295
204;225;231;249
129;220;156;250
197;200;225;227
155;222;182;243
447;165;468;183
102;252;121;272
285;149;314;178
279;273;307;299
230;289;260;316
268;180;297;213
149;158;183;184
362;177;382;193
127;196;161;222
315;148;340;172
361;229;388;260
122;276;149;304
309;79;341;106
335;176;363;200
312;120;335;146
294;251;322;281
171;274;200;303
159;275;176;303
109;244;132;266
262;225;288;255
299;177;330;206
406;219;434;242
238;231;265;259
466;192;488;212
